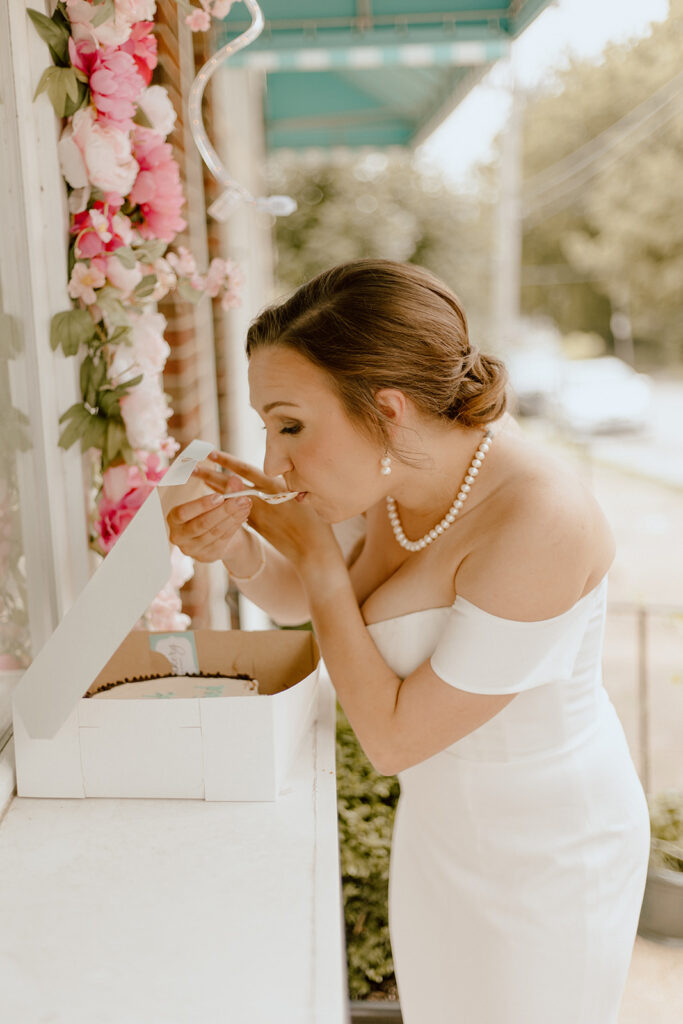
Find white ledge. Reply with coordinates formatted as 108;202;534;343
0;680;348;1024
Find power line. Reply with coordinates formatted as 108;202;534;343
521;69;683;222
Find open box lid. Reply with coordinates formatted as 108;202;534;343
13;440;215;739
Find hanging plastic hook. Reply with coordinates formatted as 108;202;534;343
187;0;297;221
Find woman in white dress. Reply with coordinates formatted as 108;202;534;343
168;259;650;1024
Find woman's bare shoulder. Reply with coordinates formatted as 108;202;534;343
456;435;615;620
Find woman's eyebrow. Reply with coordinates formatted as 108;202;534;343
262;401;301;414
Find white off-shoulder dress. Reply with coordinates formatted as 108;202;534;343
364;577;650;1024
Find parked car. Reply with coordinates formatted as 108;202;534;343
549;357;653;435
507;346;565;417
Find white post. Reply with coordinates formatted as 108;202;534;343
491;69;523;352
211;66;276;630
1;0;91;655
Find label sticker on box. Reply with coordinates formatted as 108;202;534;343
149;632;199;675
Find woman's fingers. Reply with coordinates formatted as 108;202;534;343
207;450;283;491
192;465;244;494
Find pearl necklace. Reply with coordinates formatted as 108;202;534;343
386;429;494;552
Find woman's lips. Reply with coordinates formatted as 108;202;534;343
295;491;308;502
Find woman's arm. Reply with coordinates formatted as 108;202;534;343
220;526;311;627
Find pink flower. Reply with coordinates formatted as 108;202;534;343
69;39;145;128
211;0;235;19
185;8;211;31
104;254;143;297
61;107;139;197
165;246;196;277
129;127;186;241
95;453;165;553
146;585;190;631
204;257;227;298
68;261;106;305
71;203;133;258
150;257;177;301
120;21;157;86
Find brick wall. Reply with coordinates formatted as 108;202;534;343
154;2;222;627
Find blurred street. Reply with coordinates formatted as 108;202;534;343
525;411;683;1022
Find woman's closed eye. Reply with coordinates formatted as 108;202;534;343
261;422;303;436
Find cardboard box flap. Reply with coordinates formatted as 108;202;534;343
12;440;214;739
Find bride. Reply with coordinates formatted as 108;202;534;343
168;258;649;1024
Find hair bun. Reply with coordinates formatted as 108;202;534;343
447;350;508;427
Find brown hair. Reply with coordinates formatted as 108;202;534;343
246;259;508;460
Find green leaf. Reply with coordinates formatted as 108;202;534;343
58;401;86;425
27;8;70;66
50;309;97;356
133;240;168;264
105;418;128;463
80;416;108;454
177;278;203;305
133;274;157;299
113;246;137;270
58;404;92;450
63;79;89;118
34;66;82;118
132;107;153;129
91;0;115;26
79;355;94;406
96;287;131;330
108;325;132;346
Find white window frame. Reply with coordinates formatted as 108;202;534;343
0;0;91;805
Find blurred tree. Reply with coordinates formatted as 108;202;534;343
520;0;683;363
267;151;495;349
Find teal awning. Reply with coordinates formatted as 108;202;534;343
217;2;552;149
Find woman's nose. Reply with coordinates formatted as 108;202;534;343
263;436;293;478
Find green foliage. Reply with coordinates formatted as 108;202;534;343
649;791;683;872
336;704;399;999
27;7;70;67
268;151;493;345
520;1;683;362
50;309;98;356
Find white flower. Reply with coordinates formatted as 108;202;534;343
112;213;135;246
150;257;177;301
137;86;177;139
120;375;172;451
109;311;170;384
90;210;113;244
170;545;194;589
105;255;143;298
65;108;139;198
116;0;157;21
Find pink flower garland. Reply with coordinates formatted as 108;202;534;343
33;0;244;631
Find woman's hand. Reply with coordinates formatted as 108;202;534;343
192;450;343;574
166;472;252;564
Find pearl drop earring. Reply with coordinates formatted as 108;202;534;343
380;452;392;476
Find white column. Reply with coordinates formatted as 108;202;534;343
491;69;523;351
1;0;91;648
210;66;277;630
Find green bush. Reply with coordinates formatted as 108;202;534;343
649;791;683;872
336;703;400;999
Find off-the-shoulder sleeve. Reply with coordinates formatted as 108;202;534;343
429;582;606;694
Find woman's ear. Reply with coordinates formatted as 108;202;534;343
374;387;408;425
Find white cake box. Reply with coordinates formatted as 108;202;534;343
12;440;320;801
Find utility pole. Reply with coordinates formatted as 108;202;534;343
491;68;523;352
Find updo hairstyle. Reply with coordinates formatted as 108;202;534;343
246;259;508;462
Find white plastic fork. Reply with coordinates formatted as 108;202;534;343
221;488;299;505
